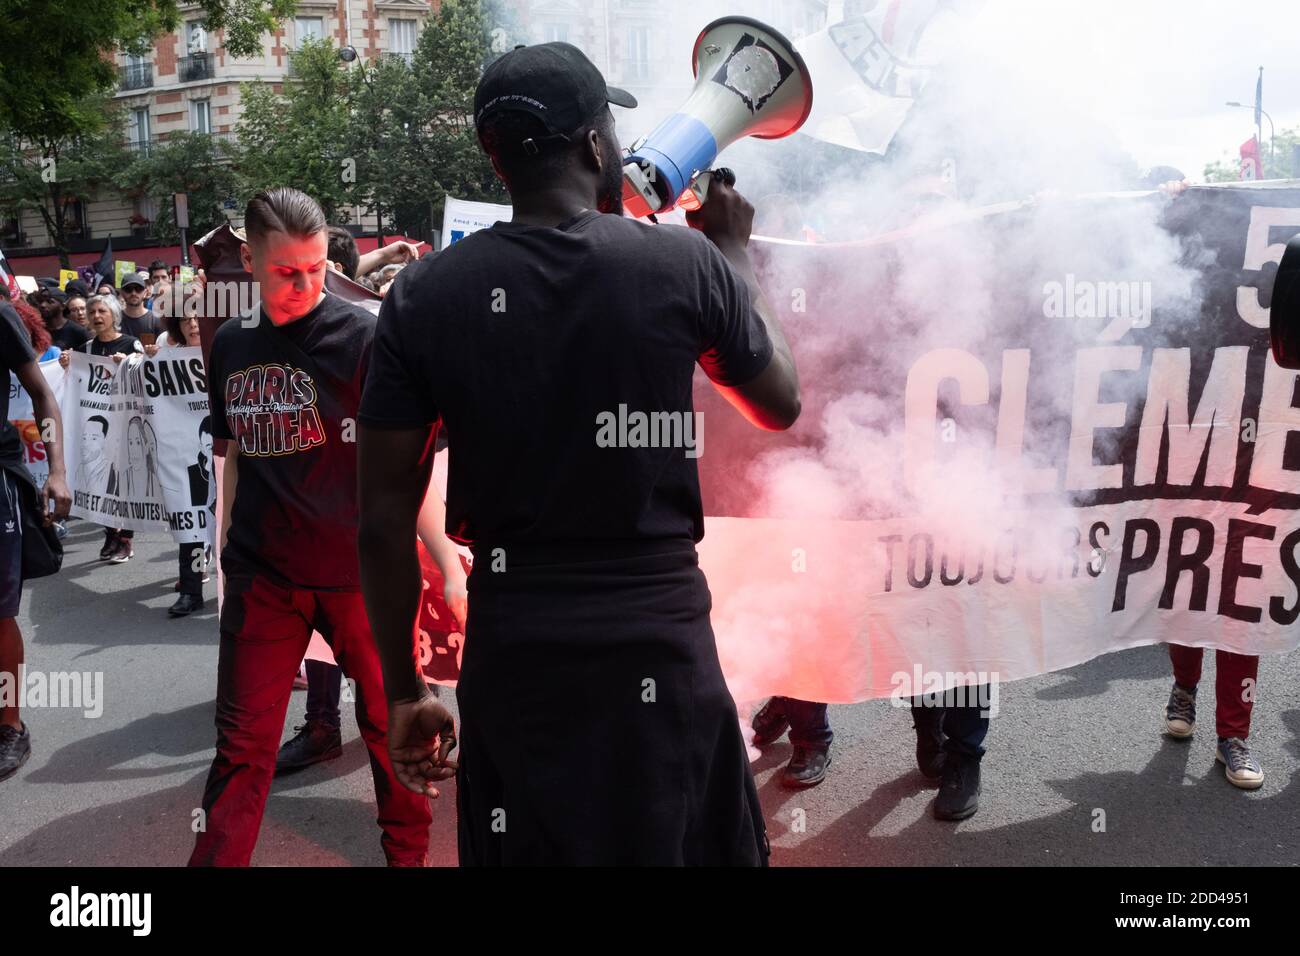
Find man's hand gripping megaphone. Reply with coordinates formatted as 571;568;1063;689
683;168;754;251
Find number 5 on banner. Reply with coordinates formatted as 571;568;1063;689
1237;206;1300;328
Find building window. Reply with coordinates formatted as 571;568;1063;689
130;108;151;155
186;20;207;54
190;99;212;134
295;16;324;47
544;22;569;43
389;19;417;62
130;196;156;237
0;215;22;244
626;26;649;81
121;53;152;91
62;200;87;240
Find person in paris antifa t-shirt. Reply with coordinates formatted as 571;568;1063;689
189;187;431;867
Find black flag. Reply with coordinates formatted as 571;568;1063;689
90;236;114;289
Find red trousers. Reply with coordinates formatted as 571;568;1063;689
1167;644;1258;740
189;574;431;866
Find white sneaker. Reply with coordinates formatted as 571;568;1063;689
1164;683;1196;738
1216;737;1264;790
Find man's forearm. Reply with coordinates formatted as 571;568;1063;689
415;482;464;583
715;240;795;371
358;524;428;703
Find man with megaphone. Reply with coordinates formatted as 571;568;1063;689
356;40;800;865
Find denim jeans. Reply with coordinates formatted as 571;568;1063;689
911;689;990;760
771;697;833;750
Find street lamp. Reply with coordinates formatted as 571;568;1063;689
1227;100;1274;165
338;45;384;246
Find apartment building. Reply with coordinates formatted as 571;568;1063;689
4;0;436;266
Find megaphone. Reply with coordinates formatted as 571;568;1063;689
1270;234;1300;368
622;16;813;218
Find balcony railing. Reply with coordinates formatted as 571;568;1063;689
178;52;213;83
124;130;238;158
119;62;153;91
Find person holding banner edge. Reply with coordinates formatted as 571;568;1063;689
59;293;144;563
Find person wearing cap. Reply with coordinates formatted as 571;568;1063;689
119;271;162;342
358;41;800;865
31;286;89;352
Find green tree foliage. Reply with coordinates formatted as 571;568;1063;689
0;0;296;139
235;37;359;222
0;97;132;267
348;0;506;241
117;131;240;243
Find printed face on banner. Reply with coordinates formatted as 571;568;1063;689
60;351;212;544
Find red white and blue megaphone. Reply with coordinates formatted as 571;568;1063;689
621;16;813;218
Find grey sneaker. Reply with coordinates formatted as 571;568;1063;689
1216;737;1264;790
0;722;31;782
1164;683;1196;738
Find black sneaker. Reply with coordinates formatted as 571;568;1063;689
274;721;343;776
0;722;32;782
912;704;946;779
99;534;118;560
1164;683;1196;739
751;698;791;748
780;746;831;789
933;754;981;821
168;593;205;617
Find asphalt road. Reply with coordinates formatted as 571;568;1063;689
2;520;1297;866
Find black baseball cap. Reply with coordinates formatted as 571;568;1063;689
474;42;636;150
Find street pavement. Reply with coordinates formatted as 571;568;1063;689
2;519;1297;866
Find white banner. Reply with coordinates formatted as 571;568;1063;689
59;350;213;544
695;185;1300;704
7;358;65;487
441;195;511;249
796;1;952;154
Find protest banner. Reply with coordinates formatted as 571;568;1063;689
60;350;212;545
695;183;1300;703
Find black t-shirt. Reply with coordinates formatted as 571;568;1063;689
0;301;37;468
359;209;773;548
76;334;142;357
121;310;161;339
50;321;90;351
208;293;377;589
